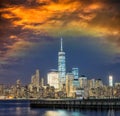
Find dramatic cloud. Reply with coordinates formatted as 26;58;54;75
0;0;120;63
0;0;120;84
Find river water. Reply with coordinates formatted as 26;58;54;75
0;100;119;116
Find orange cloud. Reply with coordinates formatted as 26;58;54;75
0;0;120;63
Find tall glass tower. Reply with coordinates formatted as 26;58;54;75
58;38;66;87
72;68;79;79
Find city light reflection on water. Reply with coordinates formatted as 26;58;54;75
0;107;118;116
0;101;119;116
43;110;85;116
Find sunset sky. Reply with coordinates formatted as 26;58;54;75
0;0;120;84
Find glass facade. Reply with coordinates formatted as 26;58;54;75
58;38;66;84
72;68;79;79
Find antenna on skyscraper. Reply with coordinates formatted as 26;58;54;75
61;37;63;51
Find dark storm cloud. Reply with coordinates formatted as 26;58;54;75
1;0;120;7
88;0;120;28
0;15;20;57
0;7;50;59
0;0;120;61
0;0;41;8
0;0;61;8
18;29;55;43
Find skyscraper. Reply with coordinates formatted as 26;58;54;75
79;75;88;88
58;38;66;88
31;69;40;87
66;73;74;97
47;69;59;89
109;75;113;87
72;68;79;79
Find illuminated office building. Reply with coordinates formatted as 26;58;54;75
47;69;59;89
109;75;113;87
58;38;66;88
31;69;40;87
95;79;103;88
66;73;74;97
72;68;79;79
88;79;95;88
79;75;88;88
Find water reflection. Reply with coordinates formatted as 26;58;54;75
108;109;115;116
0;107;119;116
43;110;85;116
0;100;120;116
0;107;39;116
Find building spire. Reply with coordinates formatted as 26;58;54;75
61;38;63;51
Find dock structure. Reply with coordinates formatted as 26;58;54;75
30;99;120;109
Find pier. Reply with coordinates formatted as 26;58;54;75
30;98;120;109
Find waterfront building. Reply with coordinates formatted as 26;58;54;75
72;79;80;88
79;75;88;88
31;75;35;85
95;79;103;88
88;88;96;98
16;80;21;88
16;80;21;98
31;69;40;86
31;69;40;92
72;68;79;79
41;78;44;87
58;38;66;89
31;75;37;87
75;88;85;99
66;73;74;97
114;83;120;97
47;69;59;89
88;79;95;88
28;83;33;92
109;75;113;87
115;83;120;87
0;84;4;96
35;69;40;87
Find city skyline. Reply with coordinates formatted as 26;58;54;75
0;38;120;100
0;37;119;85
0;0;120;84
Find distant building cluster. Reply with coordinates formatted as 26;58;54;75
0;38;120;99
